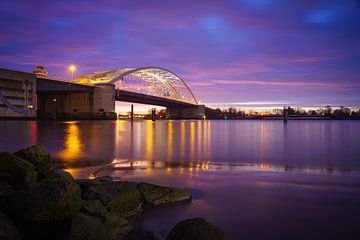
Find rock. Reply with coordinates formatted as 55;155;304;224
13;169;81;222
0;152;37;190
0;211;22;240
67;212;107;240
80;200;108;222
0;181;14;213
123;228;163;240
11;170;82;239
76;175;113;193
166;218;225;240
82;181;141;216
104;212;131;239
95;175;114;182
0;173;13;182
14;145;51;177
137;183;191;206
67;203;131;240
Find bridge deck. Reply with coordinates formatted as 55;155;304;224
115;89;197;108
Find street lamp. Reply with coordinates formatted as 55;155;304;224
69;65;76;79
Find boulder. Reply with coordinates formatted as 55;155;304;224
137;183;191;206
104;212;131;239
11;170;82;239
13;169;81;222
0;181;14;213
14;145;51;177
80;200;108;222
76;175;113;193
0;152;37;190
0;211;22;240
123;228;163;240
166;218;225;240
67;202;131;240
67;212;107;240
82;181;141;216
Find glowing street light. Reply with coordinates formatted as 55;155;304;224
69;65;76;79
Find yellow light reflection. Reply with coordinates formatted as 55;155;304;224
180;121;186;162
57;121;83;162
114;120;126;156
145;121;154;162
167;121;173;162
197;121;202;160
190;121;195;162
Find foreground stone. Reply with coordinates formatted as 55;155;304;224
82;181;142;217
0;211;22;240
166;218;225;240
67;200;130;240
123;228;163;240
137;182;192;206
14;145;51;178
0;145;220;240
67;212;106;240
11;170;82;239
13;169;81;222
0;152;37;190
0;181;14;213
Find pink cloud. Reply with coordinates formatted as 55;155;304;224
213;79;359;89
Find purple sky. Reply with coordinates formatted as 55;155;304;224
1;0;360;108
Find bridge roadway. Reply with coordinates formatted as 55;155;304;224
115;89;197;109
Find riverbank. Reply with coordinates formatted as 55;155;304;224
0;145;225;240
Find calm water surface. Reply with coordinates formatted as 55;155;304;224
1;120;360;239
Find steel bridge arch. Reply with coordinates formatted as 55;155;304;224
74;67;198;105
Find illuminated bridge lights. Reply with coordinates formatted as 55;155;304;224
72;67;198;105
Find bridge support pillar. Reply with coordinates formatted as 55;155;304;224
151;108;156;121
166;105;205;119
283;106;288;123
130;104;134;121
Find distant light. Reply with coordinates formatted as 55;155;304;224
69;65;76;79
69;65;76;72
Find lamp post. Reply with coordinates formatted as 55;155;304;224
69;65;76;79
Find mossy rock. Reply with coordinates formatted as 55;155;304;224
104;212;131;239
82;181;141;217
0;181;14;214
0;211;22;240
68;200;131;240
67;212;107;240
80;200;108;222
14;145;51;178
124;228;163;240
166;218;225;240
76;175;113;193
137;183;191;206
18;170;81;222
0;152;37;190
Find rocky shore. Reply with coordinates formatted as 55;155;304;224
0;145;225;240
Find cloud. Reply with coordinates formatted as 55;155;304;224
0;0;359;107
213;79;359;89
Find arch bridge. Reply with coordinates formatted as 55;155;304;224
73;67;205;118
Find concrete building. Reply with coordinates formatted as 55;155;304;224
0;68;37;118
36;79;116;119
0;68;116;119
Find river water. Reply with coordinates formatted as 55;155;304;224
1;120;360;239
